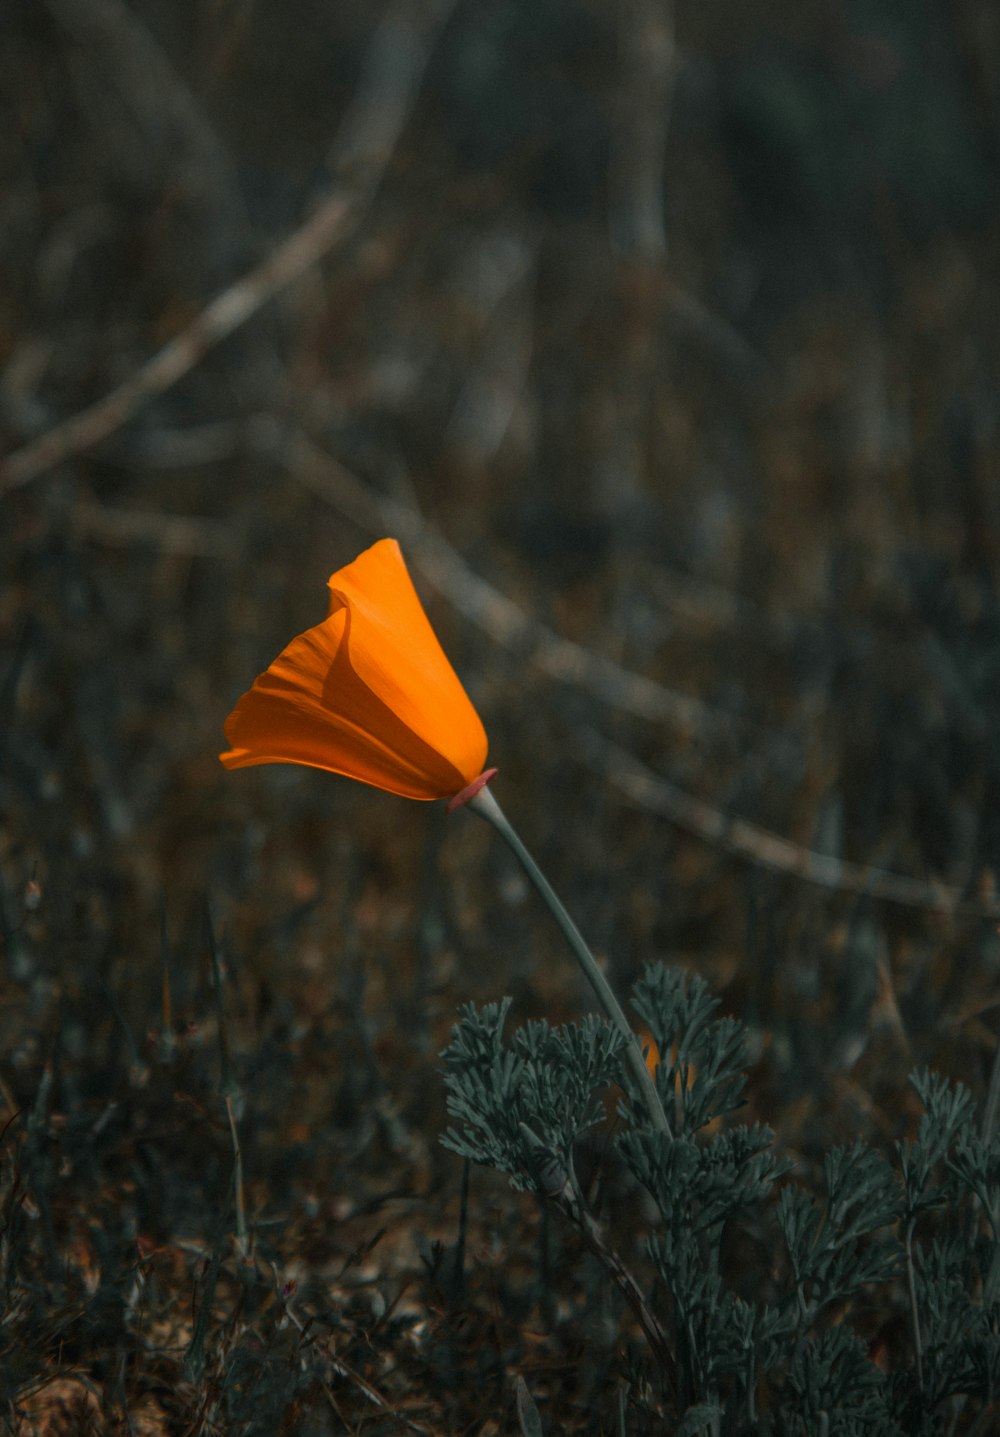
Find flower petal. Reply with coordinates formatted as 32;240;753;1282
220;539;488;800
327;539;488;785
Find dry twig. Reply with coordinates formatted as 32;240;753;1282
0;0;459;496
288;434;1000;923
610;0;676;262
287;431;733;737
596;738;1000;921
74;501;238;557
46;0;240;220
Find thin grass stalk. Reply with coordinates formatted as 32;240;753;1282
226;1095;248;1260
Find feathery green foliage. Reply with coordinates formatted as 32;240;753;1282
442;964;1000;1434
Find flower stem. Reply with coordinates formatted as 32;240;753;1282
467;786;669;1134
904;1218;924;1394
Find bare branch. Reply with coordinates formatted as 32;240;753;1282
73;501;238;557
0;0;460;496
287;431;736;738
595;738;1000;921
610;0;676;262
287;432;1000;923
46;0;240;219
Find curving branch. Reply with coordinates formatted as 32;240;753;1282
0;0;459;497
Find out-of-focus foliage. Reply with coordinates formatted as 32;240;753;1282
2;0;1000;1429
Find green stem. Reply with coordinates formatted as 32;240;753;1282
468;787;669;1134
904;1218;925;1394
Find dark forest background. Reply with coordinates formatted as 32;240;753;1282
2;1;1000;1431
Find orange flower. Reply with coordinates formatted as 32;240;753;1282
220;538;489;800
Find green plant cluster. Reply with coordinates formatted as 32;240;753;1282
441;965;1000;1435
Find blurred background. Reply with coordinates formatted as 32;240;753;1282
2;0;1000;1427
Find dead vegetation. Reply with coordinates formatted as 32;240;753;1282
2;0;1000;1431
